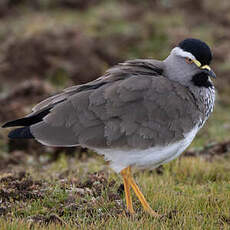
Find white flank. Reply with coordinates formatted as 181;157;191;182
94;126;199;173
171;47;196;60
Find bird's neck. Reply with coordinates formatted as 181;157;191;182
191;72;213;88
188;84;215;126
163;55;196;87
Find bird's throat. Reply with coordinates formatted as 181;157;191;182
191;72;213;88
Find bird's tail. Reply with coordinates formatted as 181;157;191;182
2;108;50;139
8;127;34;139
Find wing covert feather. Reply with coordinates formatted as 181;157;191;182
30;60;202;148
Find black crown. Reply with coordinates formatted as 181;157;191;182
178;38;212;66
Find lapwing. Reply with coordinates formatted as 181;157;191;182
2;38;216;216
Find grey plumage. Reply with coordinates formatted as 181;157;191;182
7;58;213;149
3;39;216;172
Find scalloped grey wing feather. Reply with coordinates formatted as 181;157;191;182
30;60;203;149
29;59;163;116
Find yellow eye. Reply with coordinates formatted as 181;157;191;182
185;57;193;64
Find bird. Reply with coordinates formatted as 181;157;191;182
2;38;216;216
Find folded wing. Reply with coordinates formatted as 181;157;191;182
2;59;202;148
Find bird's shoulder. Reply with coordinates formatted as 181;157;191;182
30;59;163;114
104;59;164;78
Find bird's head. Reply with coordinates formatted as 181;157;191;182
163;38;216;88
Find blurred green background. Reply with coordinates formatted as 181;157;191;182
0;0;230;164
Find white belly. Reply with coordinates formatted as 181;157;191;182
93;126;199;173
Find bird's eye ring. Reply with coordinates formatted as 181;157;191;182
185;57;193;64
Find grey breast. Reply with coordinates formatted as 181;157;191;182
29;59;204;149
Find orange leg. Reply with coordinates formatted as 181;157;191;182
121;166;134;214
121;166;160;217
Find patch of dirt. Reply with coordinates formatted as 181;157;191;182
0;79;53;122
185;141;230;160
0;0;103;18
60;170;123;203
0;171;45;217
55;170;126;224
0;169;125;223
0;151;28;170
0;29;122;87
0;171;43;202
67;171;125;222
56;0;102;10
27;213;67;226
0;140;88;171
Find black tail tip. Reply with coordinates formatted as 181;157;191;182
2;123;9;128
8;127;34;139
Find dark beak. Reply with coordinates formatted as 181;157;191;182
201;67;216;79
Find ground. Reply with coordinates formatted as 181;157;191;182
0;0;230;229
1;152;230;229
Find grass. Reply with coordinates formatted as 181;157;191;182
0;153;230;229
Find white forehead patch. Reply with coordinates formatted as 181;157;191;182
171;47;196;60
